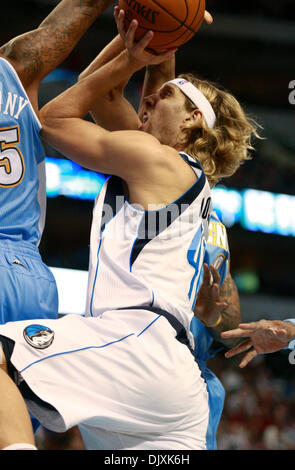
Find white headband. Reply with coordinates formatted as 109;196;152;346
165;78;216;129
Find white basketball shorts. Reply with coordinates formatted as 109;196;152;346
0;308;209;450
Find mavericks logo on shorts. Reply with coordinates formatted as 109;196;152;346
23;324;55;349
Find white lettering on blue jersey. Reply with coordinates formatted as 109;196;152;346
0;57;46;245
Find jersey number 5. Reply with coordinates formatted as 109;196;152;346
0;126;25;187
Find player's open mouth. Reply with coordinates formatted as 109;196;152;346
142;112;149;123
138;112;149;131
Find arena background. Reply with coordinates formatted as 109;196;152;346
2;0;295;450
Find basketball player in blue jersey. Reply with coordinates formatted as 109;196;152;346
191;212;241;450
0;14;258;450
0;0;115;324
221;319;295;366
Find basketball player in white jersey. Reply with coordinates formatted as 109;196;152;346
76;14;241;451
0;13;256;450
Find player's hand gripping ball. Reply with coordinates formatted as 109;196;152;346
118;0;206;51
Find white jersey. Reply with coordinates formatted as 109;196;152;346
0;155;211;450
86;152;212;335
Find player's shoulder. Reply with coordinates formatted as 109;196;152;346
160;149;206;183
176;151;204;173
160;148;208;194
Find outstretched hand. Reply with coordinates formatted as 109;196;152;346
114;6;213;66
204;10;214;24
194;263;227;327
221;319;293;367
114;7;177;65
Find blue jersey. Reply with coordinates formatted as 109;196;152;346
0;57;58;326
204;211;229;285
0;57;46;245
191;211;229;450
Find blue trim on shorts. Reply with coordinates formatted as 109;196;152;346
19;332;135;374
19;312;164;374
137;314;161;337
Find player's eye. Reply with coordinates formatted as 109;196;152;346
160;87;173;98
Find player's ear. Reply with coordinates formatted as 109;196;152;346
183;109;203;128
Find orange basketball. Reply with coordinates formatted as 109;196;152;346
118;0;206;51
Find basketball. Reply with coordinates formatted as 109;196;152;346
118;0;206;51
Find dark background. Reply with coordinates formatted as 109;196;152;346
2;0;294;313
2;0;295;451
2;1;294;309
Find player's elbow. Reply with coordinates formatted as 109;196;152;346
39;105;52;127
39;105;62;138
78;70;87;82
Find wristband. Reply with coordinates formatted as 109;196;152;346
201;314;222;328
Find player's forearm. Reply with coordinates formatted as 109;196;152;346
78;34;129;126
209;304;241;347
209;276;242;348
79;35;125;82
139;57;175;113
143;58;175;93
40;49;142;122
1;0;114;85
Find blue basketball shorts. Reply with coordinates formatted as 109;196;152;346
0;239;58;324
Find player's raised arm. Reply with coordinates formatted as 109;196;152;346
138;10;213;118
0;0;115;111
138;57;176;121
39;26;177;179
78;32;141;131
76;7;213;131
75;7;176;132
209;271;241;347
194;264;242;348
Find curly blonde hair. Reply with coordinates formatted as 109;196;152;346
178;73;262;187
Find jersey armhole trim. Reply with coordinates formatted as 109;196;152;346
0;57;42;130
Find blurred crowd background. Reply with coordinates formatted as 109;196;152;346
2;0;295;450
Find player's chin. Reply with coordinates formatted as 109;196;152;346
138;121;150;133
